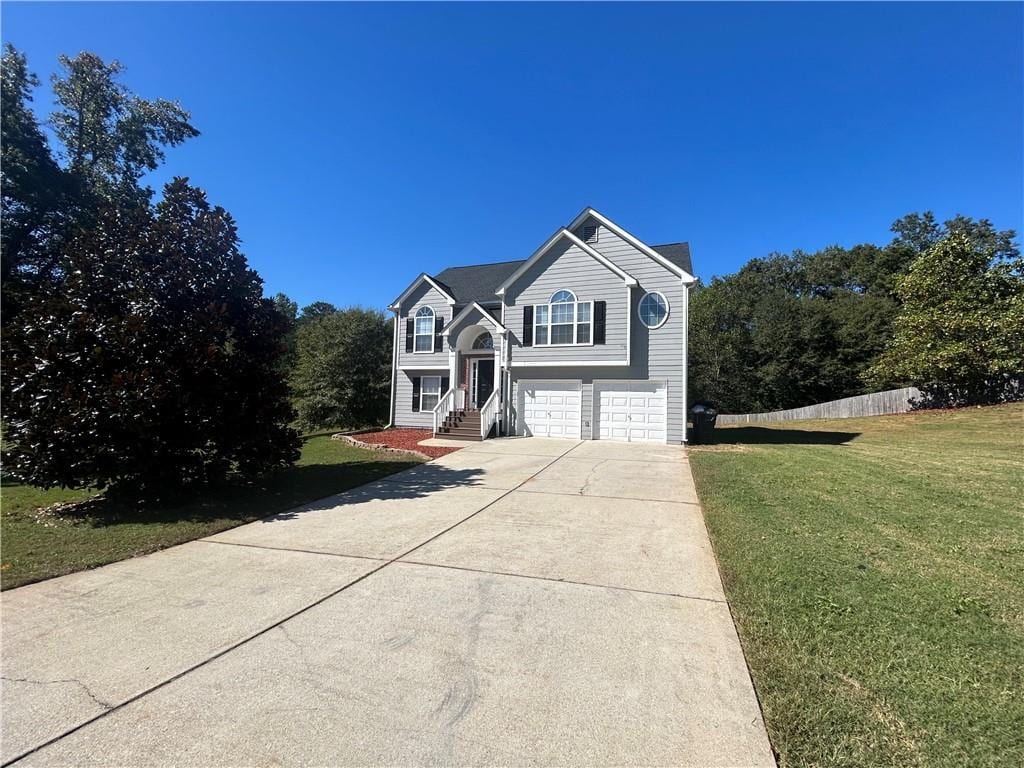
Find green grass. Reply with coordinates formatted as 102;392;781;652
690;403;1024;767
1;436;422;590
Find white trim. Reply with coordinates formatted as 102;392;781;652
638;291;670;329
413;306;436;354
592;378;670;444
515;378;583;439
513;360;629;368
494;228;637;296
441;301;507;337
682;283;690;443
388;273;456;310
418;375;442;413
567;208;697;284
549;289;577;303
399;364;449;371
625;284;632;364
531;299;594;347
386;310;398;428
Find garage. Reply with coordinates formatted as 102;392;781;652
518;380;582;438
594;380;667;443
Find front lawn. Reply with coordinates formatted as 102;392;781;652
690;403;1023;767
1;436;423;590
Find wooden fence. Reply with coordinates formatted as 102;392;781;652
716;387;922;424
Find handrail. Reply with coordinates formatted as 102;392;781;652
432;388;454;435
480;389;499;439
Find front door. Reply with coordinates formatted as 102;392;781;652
471;358;495;409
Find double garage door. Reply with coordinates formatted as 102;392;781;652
518;379;667;443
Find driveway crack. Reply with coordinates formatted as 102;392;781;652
2;676;114;711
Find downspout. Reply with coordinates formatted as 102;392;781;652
385;308;399;429
681;282;690;443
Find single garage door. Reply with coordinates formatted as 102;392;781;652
518;380;582;438
595;381;667;443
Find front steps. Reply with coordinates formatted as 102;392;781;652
435;409;484;441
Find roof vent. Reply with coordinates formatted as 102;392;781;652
582;224;599;243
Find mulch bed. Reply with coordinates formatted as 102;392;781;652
353;428;463;459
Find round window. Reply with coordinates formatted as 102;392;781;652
638;292;669;329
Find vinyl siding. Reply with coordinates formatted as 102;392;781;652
395;281;451;370
395;369;448;428
504;239;627;364
570;218;688;442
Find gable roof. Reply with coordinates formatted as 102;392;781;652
441;302;508;337
494;229;637;297
388;273;456;310
432;260;524;305
568;207;697;283
651;242;693;276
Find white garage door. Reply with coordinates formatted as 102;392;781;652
595;381;667;443
518;381;582;438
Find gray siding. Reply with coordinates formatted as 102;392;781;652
395;369;448;428
504;239;628;364
395;281;451;370
569;218;689;443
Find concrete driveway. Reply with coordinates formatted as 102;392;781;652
1;438;774;767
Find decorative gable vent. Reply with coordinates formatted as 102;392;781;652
582;224;599;243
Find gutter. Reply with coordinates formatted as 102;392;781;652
385;308;399;429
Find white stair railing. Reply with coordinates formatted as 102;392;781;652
432;388;454;435
480;390;499;439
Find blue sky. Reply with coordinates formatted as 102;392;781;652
4;2;1021;309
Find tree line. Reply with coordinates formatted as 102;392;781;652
688;213;1023;413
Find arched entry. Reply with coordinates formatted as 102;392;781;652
454;324;497;409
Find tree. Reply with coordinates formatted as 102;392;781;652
297;301;338;326
867;233;1024;405
291;308;392;430
1;45;78;317
1;179;300;495
49;51;198;205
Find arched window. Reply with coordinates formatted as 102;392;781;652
414;306;435;352
550;289;577;304
472;332;494;350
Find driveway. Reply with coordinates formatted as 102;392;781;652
1;438;774;767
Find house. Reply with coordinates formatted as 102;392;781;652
386;208;696;443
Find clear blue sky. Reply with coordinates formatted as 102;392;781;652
4;2;1021;309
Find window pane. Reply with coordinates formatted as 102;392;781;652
421;394;439;411
550;290;576;303
577;323;590;344
535;326;548;345
551;324;574;344
535;305;548;323
640;293;667;328
423;376;441;394
414;334;432;352
552;303;574;324
576;302;590;322
416;316;433;334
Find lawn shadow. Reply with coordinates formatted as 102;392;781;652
710;426;860;445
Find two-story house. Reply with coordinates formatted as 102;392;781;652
386;208;696;443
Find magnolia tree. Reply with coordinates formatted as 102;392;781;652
1;46;299;495
868;233;1024;405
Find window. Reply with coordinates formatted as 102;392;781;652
582;224;598;243
638;291;669;329
472;332;493;350
420;376;441;411
414;306;434;352
533;290;593;346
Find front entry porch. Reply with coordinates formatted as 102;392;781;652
433;319;504;441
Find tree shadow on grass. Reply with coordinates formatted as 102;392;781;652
709;427;860;445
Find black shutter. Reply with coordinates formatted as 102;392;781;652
523;305;533;347
594;301;607;344
411;377;421;411
405;319;414;353
434;315;444;352
441;375;449;394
